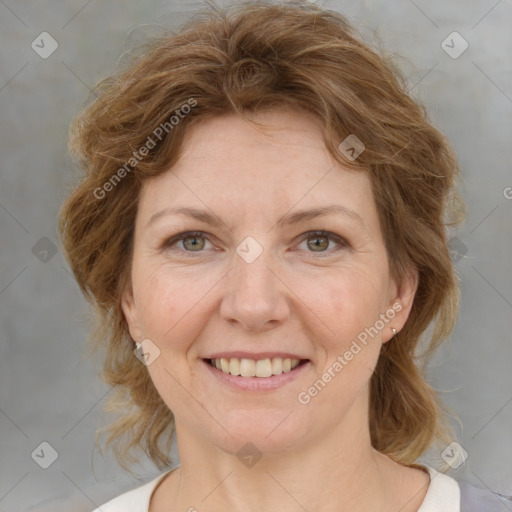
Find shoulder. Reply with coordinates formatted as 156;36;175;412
90;471;172;512
459;479;512;512
419;465;512;512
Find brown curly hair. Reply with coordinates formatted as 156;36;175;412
58;0;466;473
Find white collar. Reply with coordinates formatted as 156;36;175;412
417;465;460;512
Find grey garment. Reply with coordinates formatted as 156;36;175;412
459;480;512;511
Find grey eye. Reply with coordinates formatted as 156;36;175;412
306;235;330;252
181;234;207;251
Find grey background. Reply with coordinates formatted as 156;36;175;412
1;0;511;510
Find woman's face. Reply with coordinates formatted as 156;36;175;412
122;109;417;457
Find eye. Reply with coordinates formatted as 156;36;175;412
161;231;212;253
297;231;349;256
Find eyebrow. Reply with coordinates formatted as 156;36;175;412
146;204;364;229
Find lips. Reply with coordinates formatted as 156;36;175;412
205;351;307;360
202;355;311;391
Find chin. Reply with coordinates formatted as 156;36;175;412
201;411;311;458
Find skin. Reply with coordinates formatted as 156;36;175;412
122;109;430;512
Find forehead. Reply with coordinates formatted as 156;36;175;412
136;110;376;229
179;109;326;160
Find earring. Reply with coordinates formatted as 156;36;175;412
391;327;397;336
133;331;143;345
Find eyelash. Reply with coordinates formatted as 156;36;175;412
160;230;350;257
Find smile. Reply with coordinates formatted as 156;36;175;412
208;357;304;377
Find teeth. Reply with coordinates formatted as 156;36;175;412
209;357;302;377
240;358;256;377
256;359;272;378
271;357;283;375
229;357;241;376
220;358;230;373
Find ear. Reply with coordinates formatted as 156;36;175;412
382;266;419;344
121;283;142;343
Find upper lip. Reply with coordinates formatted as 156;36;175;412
203;351;309;360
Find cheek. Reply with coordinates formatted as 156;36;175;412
297;264;389;342
304;273;386;409
132;263;216;349
297;265;388;399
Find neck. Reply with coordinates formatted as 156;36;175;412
155;396;427;512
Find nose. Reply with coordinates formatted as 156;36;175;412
219;245;290;332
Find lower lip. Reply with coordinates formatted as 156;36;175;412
202;359;311;391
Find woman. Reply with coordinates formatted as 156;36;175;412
58;1;508;510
